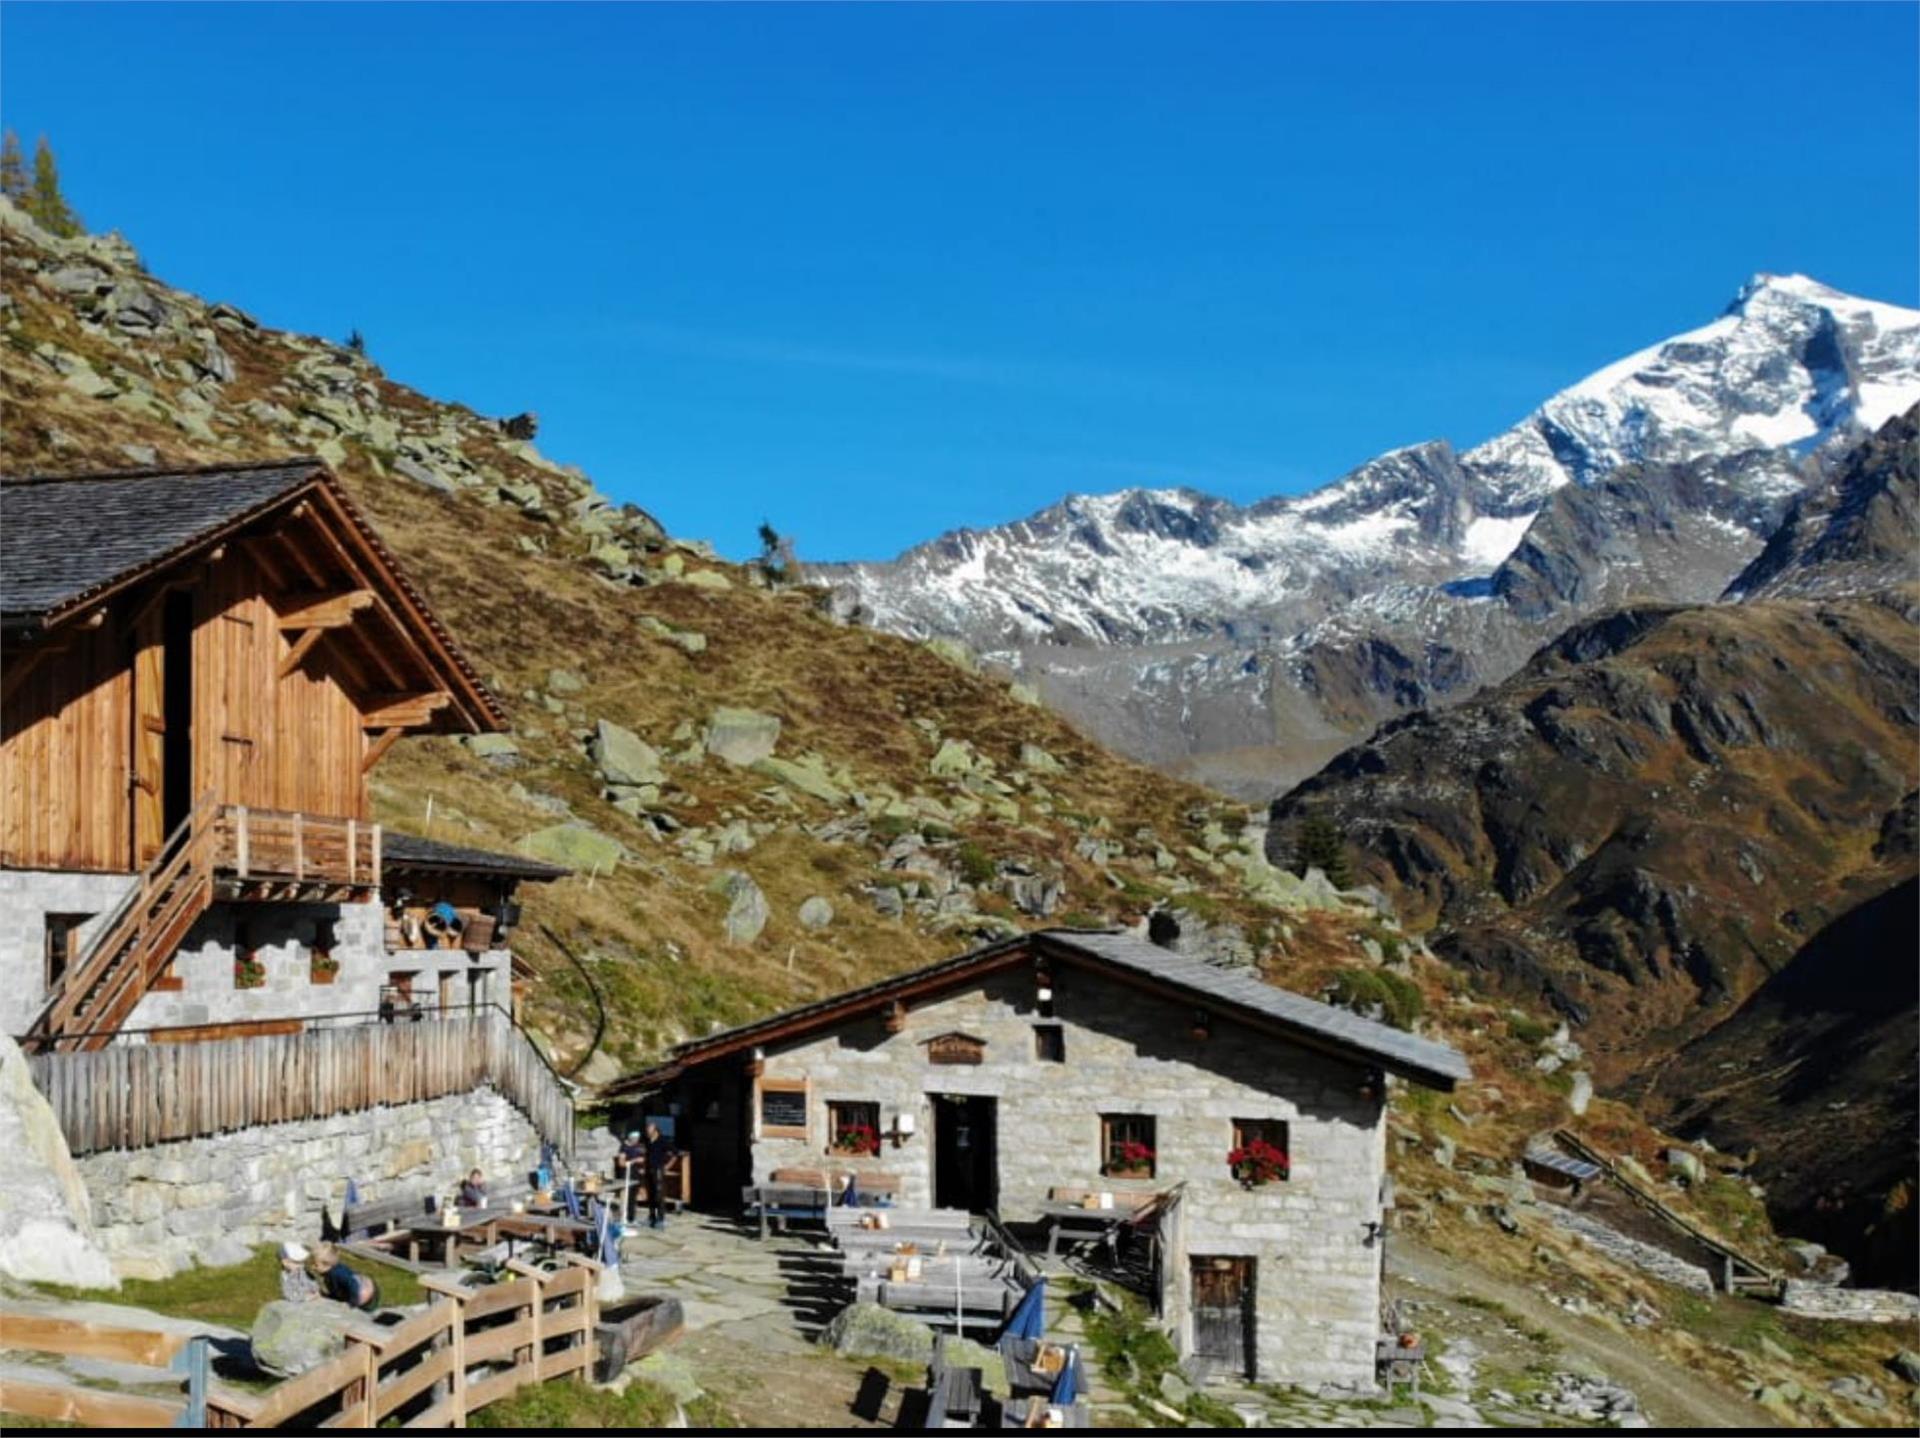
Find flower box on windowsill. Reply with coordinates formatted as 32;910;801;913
1103;1166;1154;1182
310;967;338;986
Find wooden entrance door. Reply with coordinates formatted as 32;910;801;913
1190;1256;1254;1377
129;603;167;865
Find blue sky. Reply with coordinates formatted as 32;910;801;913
5;3;1916;560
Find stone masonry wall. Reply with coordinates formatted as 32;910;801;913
0;873;514;1037
0;869;140;1034
747;966;1388;1388
76;1086;540;1280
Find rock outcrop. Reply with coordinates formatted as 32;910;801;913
0;1034;117;1289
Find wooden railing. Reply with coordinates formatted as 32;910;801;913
203;1257;598;1429
0;1257;599;1431
213;805;381;888
29;1009;574;1159
28;791;219;1053
0;1311;209;1428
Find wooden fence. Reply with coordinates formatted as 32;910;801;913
29;1009;573;1159
0;1255;599;1430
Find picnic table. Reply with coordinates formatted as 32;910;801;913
392;1209;595;1267
1036;1200;1144;1260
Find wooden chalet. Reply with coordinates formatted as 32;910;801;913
1;458;507;1048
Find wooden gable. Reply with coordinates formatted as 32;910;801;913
1;461;503;873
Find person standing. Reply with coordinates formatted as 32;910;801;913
643;1121;672;1230
614;1129;647;1221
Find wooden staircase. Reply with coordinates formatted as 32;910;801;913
26;792;218;1054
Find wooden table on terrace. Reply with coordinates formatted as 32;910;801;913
1037;1199;1153;1260
396;1211;596;1267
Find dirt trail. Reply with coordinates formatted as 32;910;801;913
1388;1236;1780;1430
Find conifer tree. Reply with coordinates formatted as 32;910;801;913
27;135;82;237
1292;813;1353;890
0;130;26;205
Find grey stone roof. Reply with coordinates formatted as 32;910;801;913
1;459;325;625
612;927;1469;1095
383;831;571;881
1040;930;1472;1090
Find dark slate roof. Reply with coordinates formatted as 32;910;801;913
609;927;1469;1095
383;831;571;881
1;459;325;626
1043;930;1472;1090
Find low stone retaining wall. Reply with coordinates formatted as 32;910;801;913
1542;1205;1715;1295
76;1085;540;1279
1780;1280;1920;1324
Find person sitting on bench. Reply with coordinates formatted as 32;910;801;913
311;1243;381;1311
278;1241;320;1302
459;1168;488;1208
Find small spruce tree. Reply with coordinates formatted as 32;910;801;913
756;520;798;585
0;130;26;204
27;135;82;237
1292;813;1353;889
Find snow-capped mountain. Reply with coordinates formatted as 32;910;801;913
822;275;1920;797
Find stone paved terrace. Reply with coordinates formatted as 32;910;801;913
601;1215;1597;1428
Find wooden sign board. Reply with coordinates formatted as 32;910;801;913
923;1032;987;1065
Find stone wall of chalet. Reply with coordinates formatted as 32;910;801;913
0;874;514;1037
748;965;1388;1388
76;1086;539;1280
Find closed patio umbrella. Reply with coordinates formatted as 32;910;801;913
999;1276;1047;1344
1050;1345;1081;1406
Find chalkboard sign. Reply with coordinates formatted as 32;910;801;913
760;1082;807;1134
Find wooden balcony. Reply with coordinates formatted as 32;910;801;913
213;805;381;897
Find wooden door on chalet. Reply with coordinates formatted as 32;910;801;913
1190;1256;1254;1378
128;590;197;866
128;602;167;866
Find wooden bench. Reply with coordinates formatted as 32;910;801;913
743;1183;832;1238
770;1166;903;1201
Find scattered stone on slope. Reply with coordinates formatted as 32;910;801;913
711;871;769;945
751;755;848;805
518;822;623;873
592;719;666;787
798;897;835;930
461;733;521;767
704;708;781;767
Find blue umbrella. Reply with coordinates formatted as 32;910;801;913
598;1205;623;1267
560;1180;583;1220
1050;1346;1081;1406
839;1173;861;1207
999;1277;1047;1344
344;1177;361;1207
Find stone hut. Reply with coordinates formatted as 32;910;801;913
611;927;1469;1389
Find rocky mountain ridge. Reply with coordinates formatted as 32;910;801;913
1267;411;1920;1280
826;275;1920;795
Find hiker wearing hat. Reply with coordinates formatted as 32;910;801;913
614;1128;648;1222
278;1241;320;1302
